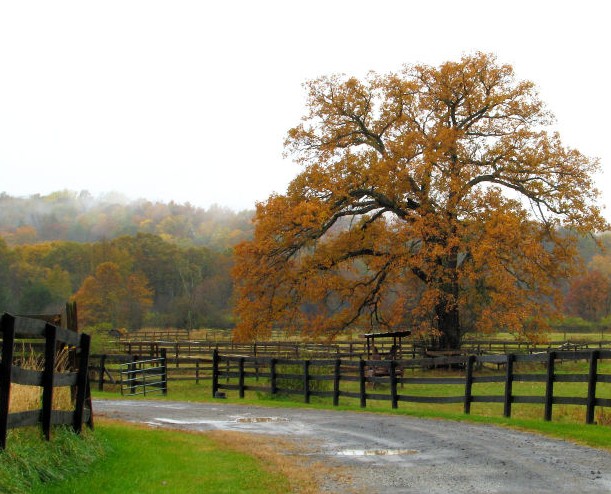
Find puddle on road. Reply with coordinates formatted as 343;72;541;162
336;449;417;457
234;417;289;423
149;416;290;426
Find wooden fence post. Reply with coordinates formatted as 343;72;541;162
359;359;367;408
239;357;245;399
503;354;515;418
586;350;599;425
98;354;107;391
41;323;58;441
270;358;278;396
390;360;398;409
0;313;16;450
333;358;341;407
73;333;91;434
464;355;476;415
212;349;219;398
303;360;310;404
544;351;556;422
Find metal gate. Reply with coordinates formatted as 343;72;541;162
120;350;167;396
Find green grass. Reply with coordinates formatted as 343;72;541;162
28;421;291;494
0;426;104;494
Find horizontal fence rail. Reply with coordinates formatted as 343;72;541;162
0;313;93;449
116;337;611;365
211;349;611;425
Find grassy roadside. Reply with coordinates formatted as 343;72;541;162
1;419;321;494
0;426;104;494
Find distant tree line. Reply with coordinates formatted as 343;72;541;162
0;190;253;331
0;232;235;330
0;190;253;249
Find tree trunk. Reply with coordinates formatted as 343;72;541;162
436;301;461;350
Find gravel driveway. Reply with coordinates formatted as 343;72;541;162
94;399;611;493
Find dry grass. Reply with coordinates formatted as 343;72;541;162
8;346;73;413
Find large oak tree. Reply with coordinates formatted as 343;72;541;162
234;52;607;348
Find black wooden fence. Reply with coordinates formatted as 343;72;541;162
0;313;93;449
211;349;611;425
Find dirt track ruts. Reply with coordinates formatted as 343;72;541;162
93;399;611;493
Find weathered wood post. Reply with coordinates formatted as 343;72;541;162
333;358;341;407
98;354;107;391
212;349;219;398
239;357;245;398
0;314;16;450
270;358;278;396
390;360;398;409
464;355;476;415
503;354;515;418
73;333;91;434
303;360;310;404
359;359;367;408
544;351;556;421
42;323;58;441
586;350;599;425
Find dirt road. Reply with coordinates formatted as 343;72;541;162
94;399;611;493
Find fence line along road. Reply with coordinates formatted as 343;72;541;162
211;349;611;425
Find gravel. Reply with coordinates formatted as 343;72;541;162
94;399;611;493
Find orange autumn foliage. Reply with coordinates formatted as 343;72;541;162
564;270;611;321
73;261;153;328
233;52;608;348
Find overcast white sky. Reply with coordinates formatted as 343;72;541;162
1;1;609;221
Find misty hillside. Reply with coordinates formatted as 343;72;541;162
0;190;254;250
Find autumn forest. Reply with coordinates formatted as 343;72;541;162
0;191;252;331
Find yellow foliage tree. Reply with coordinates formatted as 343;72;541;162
233;52;608;348
73;261;153;328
